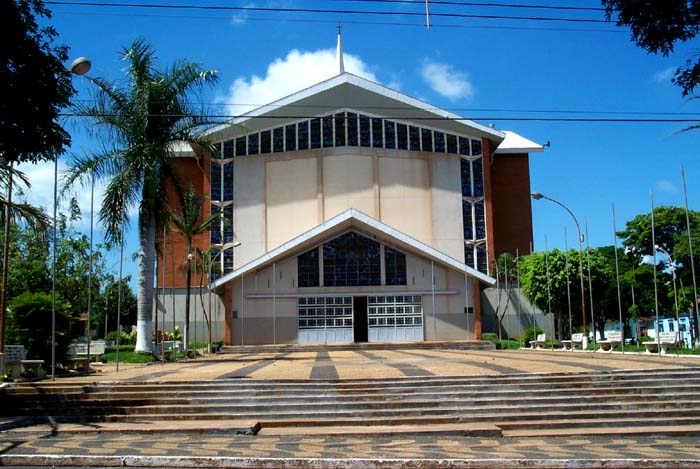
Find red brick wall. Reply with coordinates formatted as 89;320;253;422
485;151;534;261
156;150;212;289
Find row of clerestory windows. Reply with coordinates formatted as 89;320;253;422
215;112;484;158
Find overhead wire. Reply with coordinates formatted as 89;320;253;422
45;1;613;24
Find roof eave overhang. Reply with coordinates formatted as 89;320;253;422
211;208;495;289
206;73;505;143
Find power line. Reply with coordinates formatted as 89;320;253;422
305;0;608;12
54;10;624;33
61;112;700;123
45;1;612;24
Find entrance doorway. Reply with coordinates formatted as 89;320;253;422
353;296;368;342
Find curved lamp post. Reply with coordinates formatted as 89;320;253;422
50;57;92;380
207;241;240;353
531;192;588;345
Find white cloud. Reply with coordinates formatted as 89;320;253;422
653;66;676;83
217;48;378;116
420;59;474;101
230;2;256;24
657;179;679;194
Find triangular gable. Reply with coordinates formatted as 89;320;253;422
207;72;505;143
210;208;495;289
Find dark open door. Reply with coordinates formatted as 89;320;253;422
353;296;368;342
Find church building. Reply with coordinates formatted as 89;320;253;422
160;33;543;345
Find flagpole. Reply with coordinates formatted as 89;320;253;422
681;166;699;346
612;203;624;353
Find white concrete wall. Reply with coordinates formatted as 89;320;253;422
155;288;226;343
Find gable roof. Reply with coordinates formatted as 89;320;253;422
207;72;505;142
210;208;495;289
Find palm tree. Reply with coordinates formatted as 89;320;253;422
64;39;218;353
169;184;220;352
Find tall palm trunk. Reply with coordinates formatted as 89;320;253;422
135;199;156;353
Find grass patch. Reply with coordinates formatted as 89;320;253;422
102;349;158;363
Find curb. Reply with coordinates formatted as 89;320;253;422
3;455;700;469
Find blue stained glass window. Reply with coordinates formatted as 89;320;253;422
248;134;259;155
323;232;381;287
223;139;234;158
210;205;221;245
384;120;396;149
285;124;296;152
409;126;420;151
475;201;486;239
464;245;475;269
476;243;488;273
446;134;458;154
210;162;221;201
461;158;472;198
385;247;407;286
397;123;408;150
297;248;320;287
223;204;234;244
310;118;321;149
472;139;482;156
359;115;371;147
462;200;473;240
434;132;445;153
347;112;358;146
421;128;433;152
335;113;346;147
459;136;470;156
298;121;309;150
273;127;284;153
372;118;383;148
472;157;484;198
211;142;222;160
235;137;246;157
260;130;271;154
223;248;234;273
223;162;233;202
323;116;334;147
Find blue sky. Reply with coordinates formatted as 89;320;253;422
20;1;700;284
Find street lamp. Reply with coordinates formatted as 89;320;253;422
50;57;92;380
207;241;240;354
531;192;588;346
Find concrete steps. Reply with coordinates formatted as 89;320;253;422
3;367;700;437
218;340;496;354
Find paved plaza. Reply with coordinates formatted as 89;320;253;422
2;347;700;468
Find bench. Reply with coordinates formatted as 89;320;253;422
67;340;106;370
4;345;44;379
530;333;546;349
644;331;678;355
561;333;584;350
155;341;182;360
598;330;623;352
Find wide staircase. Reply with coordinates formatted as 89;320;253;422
3;367;700;438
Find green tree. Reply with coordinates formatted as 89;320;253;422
6;292;74;369
91;275;138;338
170;184;220;351
65;39;218;352
603;0;700;97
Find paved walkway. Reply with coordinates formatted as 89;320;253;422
55;347;700;383
3;348;700;467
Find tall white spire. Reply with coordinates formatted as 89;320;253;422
336;23;345;75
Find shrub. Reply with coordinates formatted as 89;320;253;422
639;335;655;343
482;333;498;343
523;326;544;345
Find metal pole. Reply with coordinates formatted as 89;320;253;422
431;260;436;340
161;224;166;364
651;190;661;356
544;235;553;339
585;217;595;345
464;271;470;340
273;262;276;344
86;174;94;371
116;231;124;372
516;249;522;348
612;203;624;353
0;164;13;359
193;255;198;353
681;165;699;345
564;226;573;343
241;272;244;346
51;157;58;380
